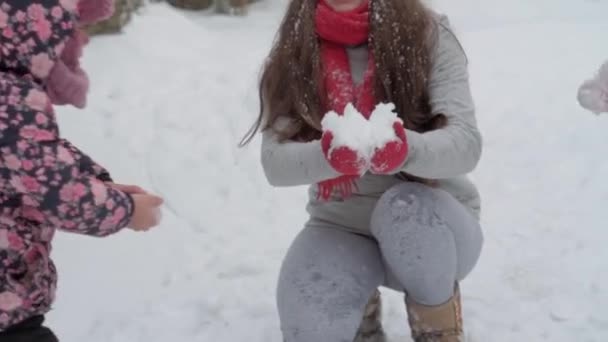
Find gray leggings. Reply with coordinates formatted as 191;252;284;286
277;182;483;342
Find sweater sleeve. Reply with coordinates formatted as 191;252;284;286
260;119;340;187
60;139;113;182
0;96;133;237
400;15;482;179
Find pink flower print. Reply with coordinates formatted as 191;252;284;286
57;203;69;215
99;217;113;231
101;207;127;231
35;112;48;125
61;218;76;230
7;94;19;106
33;17;52;41
0;216;16;227
60;0;79;12
25;89;49;112
15;11;27;23
0;313;10;326
57;145;75;164
20;125;54;141
3;154;21;170
19;125;38;139
22;159;34;171
0;230;9;249
10;175;26;193
106;198;116;210
21;175;41;193
22;206;45;223
60;20;74;31
7;232;24;250
114;206;128;222
21;194;40;207
60;182;87;203
2;26;14;39
17;42;30;56
16;141;29;151
0;292;22;312
36;129;54;141
0;10;8;28
30;53;54;79
91;181;108;205
27;4;46;21
51;6;64;19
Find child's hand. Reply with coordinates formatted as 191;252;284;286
128;194;164;232
107;182;148;195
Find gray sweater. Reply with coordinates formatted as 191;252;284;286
260;15;482;234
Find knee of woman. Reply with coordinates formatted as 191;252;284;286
371;182;447;234
406;274;456;306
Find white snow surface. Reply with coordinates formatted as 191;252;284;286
46;1;608;341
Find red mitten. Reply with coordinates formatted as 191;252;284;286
370;121;408;174
321;130;368;175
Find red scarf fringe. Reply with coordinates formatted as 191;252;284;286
315;0;376;201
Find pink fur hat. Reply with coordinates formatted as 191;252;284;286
78;0;116;26
578;60;608;114
47;0;115;108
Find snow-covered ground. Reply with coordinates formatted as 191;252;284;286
47;1;608;341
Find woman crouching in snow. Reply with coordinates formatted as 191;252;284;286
578;60;608;114
0;1;164;341
241;0;484;341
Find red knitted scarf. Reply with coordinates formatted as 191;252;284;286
315;0;375;200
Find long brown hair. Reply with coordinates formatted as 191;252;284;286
240;0;446;149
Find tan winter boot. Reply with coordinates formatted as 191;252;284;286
354;289;386;342
405;285;464;342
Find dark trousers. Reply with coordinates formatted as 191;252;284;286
0;316;58;342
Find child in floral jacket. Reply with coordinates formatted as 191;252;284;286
0;1;163;341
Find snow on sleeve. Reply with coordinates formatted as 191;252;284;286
398;15;482;179
260;118;341;187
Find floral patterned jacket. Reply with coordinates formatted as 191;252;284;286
0;0;134;330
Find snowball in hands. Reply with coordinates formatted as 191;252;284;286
368;103;408;174
321;104;372;175
321;102;408;175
